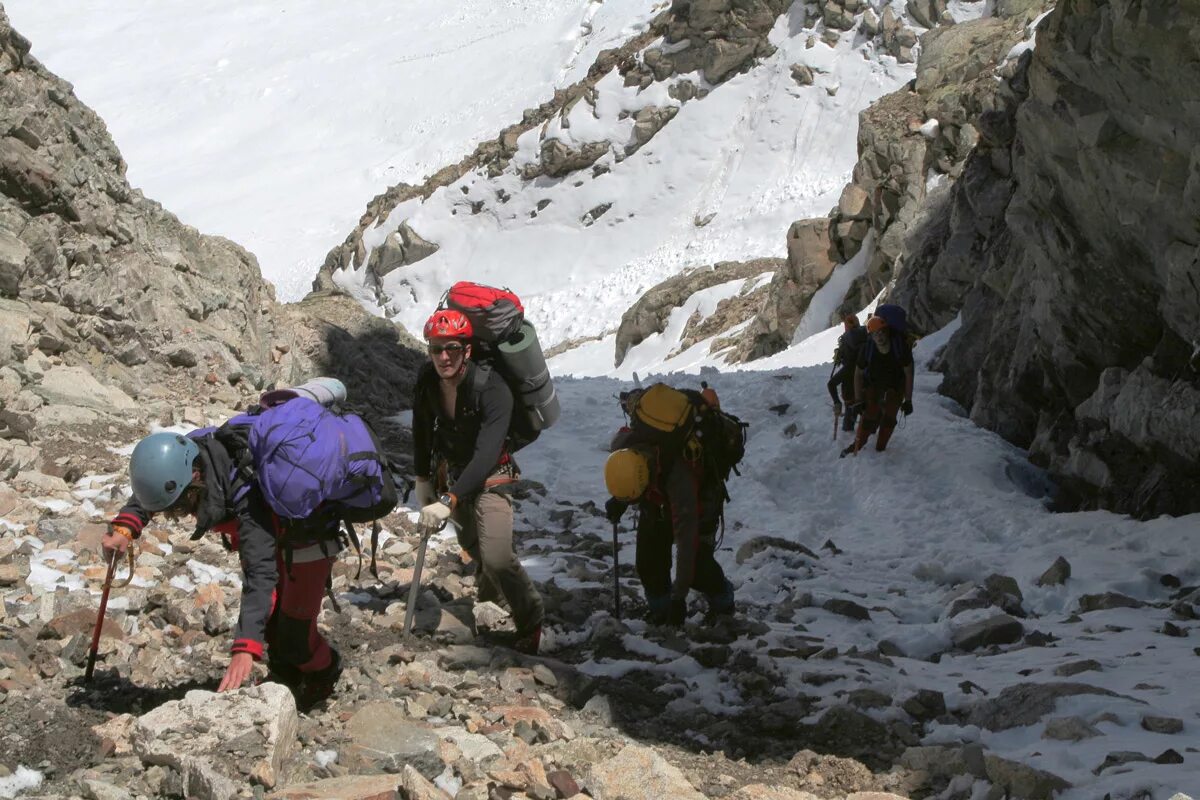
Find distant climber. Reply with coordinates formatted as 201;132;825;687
827;314;868;434
842;304;914;456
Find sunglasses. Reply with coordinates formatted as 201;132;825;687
428;342;466;356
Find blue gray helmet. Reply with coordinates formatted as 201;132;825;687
130;432;200;512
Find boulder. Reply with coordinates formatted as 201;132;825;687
537;139;611;178
726;787;820;800
906;0;946;28
983;755;1071;800
346;702;443;775
266;774;400;800
967;683;1128;731
626;106;679;156
33;366;136;411
586;744;705;800
951;613;1023;650
133;684;298;799
735;535;820;565
1036;556;1071;586
1042;716;1101;741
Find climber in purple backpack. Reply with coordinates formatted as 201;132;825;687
103;379;397;708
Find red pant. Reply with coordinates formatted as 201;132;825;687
854;387;902;452
265;550;334;674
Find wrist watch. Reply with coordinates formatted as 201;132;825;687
438;493;455;510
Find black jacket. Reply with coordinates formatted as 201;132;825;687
412;361;514;501
836;326;868;366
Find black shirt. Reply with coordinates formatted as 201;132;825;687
858;337;913;391
412;361;513;500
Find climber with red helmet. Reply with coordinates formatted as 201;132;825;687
410;307;544;654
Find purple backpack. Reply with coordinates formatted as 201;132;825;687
216;398;397;526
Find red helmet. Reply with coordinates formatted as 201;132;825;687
423;309;473;340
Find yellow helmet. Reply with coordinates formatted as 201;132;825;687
605;449;650;501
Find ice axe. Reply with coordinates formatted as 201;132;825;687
611;521;622;620
402;521;444;639
84;545;134;683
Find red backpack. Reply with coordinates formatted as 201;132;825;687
443;282;525;342
439;282;560;449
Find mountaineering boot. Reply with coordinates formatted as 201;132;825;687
705;580;735;618
296;649;342;712
839;443;857;458
511;624;541;655
644;594;671;625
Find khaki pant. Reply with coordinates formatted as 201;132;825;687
452;491;543;633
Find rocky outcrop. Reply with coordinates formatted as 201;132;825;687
730;220;840;361
639;0;793;85
893;0;1200;517
0;7;422;478
614;259;781;367
724;10;1041;363
833;12;1036;319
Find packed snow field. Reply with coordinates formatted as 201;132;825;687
9;328;1199;799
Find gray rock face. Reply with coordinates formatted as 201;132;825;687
894;0;1200;516
657;0;792;84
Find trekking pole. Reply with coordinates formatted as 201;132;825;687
84;550;119;683
611;521;621;620
832;404;841;441
402;522;442;639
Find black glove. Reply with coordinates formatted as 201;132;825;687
901;399;914;416
668;596;688;626
605;497;629;524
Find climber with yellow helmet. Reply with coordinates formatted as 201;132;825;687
603;383;736;627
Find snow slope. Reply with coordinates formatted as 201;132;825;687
335;6;915;357
5;0;664;302
519;327;1200;800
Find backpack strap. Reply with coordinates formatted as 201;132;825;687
341;520;365;581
